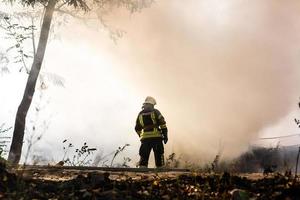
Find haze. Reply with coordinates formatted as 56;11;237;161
1;0;300;166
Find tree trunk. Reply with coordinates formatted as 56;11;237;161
8;0;56;165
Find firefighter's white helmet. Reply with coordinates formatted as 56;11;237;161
144;96;156;105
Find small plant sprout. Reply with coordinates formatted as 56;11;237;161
62;140;97;166
110;144;130;167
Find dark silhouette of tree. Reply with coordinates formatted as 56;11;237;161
6;0;152;165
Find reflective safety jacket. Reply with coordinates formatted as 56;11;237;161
135;108;168;141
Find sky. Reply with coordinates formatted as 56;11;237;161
1;0;300;166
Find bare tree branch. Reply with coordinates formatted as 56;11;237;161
31;16;36;59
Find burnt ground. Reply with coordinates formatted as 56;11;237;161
1;164;300;200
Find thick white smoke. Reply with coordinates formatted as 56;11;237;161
95;0;300;162
1;0;300;165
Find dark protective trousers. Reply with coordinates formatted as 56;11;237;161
139;138;164;167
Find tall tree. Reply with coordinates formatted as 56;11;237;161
6;0;152;165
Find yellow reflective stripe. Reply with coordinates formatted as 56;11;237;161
151;112;156;124
139;111;161;140
140;134;162;139
140;130;162;139
139;114;144;127
160;124;167;129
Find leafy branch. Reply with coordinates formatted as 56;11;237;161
0;123;12;158
0;14;35;73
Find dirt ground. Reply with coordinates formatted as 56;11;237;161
1;164;300;200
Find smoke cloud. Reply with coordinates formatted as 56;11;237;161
96;0;300;162
2;0;300;165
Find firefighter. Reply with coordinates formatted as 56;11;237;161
135;96;168;168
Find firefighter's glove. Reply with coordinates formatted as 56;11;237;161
163;137;168;144
163;133;168;144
